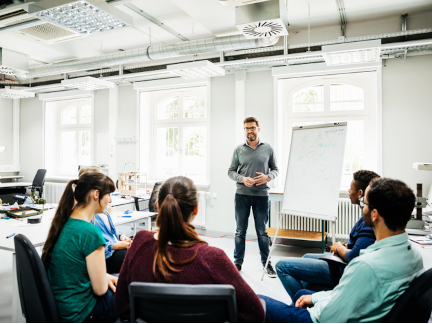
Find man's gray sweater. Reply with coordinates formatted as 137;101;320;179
228;142;279;197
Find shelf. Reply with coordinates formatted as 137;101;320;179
267;228;327;241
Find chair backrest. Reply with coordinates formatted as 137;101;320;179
134;182;162;212
14;234;59;323
384;268;432;323
129;282;237;323
32;169;47;198
148;182;162;212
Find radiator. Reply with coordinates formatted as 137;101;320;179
278;198;361;241
192;191;206;229
44;182;68;204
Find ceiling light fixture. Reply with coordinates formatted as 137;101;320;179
0;89;35;99
28;0;132;35
61;76;115;90
167;60;226;79
322;40;381;66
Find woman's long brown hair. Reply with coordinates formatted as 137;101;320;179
41;172;115;267
154;176;207;281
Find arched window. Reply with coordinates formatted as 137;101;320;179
280;72;377;190
141;86;208;183
45;97;93;177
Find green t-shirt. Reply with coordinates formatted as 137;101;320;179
47;218;106;323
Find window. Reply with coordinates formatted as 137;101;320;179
45;97;93;177
140;86;208;183
279;72;378;190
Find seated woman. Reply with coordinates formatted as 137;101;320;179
115;176;264;323
79;166;132;274
42;173;119;322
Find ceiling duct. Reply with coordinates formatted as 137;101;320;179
235;0;288;39
0;48;29;75
25;34;279;79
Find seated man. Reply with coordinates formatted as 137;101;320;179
276;170;379;302
260;178;424;323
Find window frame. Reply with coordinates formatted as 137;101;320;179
42;92;94;179
138;81;210;186
278;72;379;192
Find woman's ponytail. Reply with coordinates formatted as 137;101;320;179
153;176;207;281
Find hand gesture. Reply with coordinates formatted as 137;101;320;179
295;295;313;309
254;172;270;186
106;274;118;292
115;241;131;250
120;234;132;243
242;177;256;187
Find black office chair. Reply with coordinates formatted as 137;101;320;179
32;169;47;198
13;169;47;203
128;282;237;323
383;268;432;323
14;234;59;323
133;182;162;213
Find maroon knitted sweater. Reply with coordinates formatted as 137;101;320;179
114;230;264;322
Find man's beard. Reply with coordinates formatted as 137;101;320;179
247;134;257;141
364;210;373;227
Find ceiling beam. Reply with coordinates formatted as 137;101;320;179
123;3;189;41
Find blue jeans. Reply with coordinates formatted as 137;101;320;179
85;289;118;323
276;253;333;303
258;295;313;323
234;194;270;266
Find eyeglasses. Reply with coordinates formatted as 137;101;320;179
359;197;373;209
244;126;258;131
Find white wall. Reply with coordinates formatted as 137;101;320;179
0;98;13;165
382;54;432;194
19;96;44;181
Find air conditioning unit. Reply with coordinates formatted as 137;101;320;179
0;2;83;44
235;0;288;39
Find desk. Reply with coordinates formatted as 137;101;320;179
0;182;32;195
0;201;154;323
0;176;23;182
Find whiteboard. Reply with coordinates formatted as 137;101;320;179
282;123;348;221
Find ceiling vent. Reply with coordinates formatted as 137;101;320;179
17;22;82;44
0;3;84;43
0;48;29;75
235;0;288;39
28;0;132;35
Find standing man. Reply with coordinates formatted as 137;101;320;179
228;117;279;277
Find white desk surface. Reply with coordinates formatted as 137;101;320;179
109;194;150;207
0;182;32;188
0;176;23;182
0;206;155;252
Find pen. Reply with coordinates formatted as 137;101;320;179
122;215;132;218
6;233;16;239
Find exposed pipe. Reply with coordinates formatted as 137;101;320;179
25;35;280;79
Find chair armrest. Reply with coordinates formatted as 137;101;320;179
259;298;266;321
318;255;347;266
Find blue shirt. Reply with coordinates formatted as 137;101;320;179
345;215;376;263
90;210;122;259
309;232;424;323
